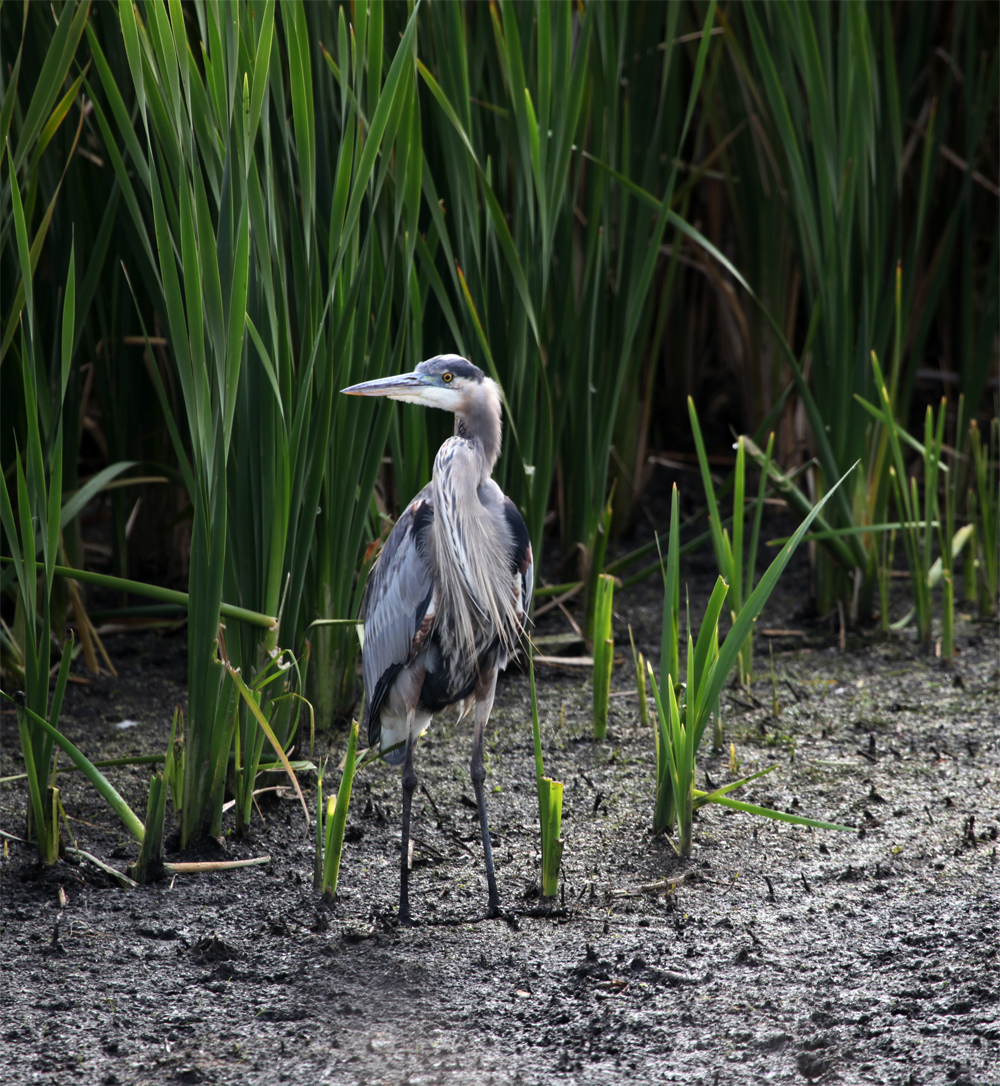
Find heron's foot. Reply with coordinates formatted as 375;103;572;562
486;895;502;920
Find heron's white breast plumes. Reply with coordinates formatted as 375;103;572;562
430;438;522;666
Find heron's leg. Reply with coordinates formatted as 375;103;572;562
470;667;500;917
399;706;418;924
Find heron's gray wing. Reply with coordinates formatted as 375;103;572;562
360;487;436;748
503;496;533;628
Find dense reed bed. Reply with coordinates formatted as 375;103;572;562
1;2;996;873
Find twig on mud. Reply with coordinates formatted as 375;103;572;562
532;582;583;620
419;782;444;821
221;786;283;814
610;871;702;897
596;978;631;994
781;678;803;703
65;847;138;889
440;829;476;857
408;835;451;862
396;905;573;929
165;856;271;874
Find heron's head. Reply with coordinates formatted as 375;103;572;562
341;355;486;412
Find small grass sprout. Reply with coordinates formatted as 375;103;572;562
530;652;564;899
628;628;649;729
320;720;359;903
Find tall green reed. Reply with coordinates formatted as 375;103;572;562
0;233;76;861
309;1;426;730
88;0;269;844
715;2;998;620
412;0;718;578
0;0;136;670
82;1;424;842
1;0;165;853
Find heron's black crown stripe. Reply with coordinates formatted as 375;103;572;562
416;355;484;382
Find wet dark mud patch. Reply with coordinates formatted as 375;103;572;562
2;570;998;1086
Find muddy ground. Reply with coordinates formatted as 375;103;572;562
2;531;999;1086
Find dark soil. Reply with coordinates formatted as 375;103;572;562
2;542;999;1086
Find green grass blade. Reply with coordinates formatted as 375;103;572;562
3;693;145;843
694;789;854;833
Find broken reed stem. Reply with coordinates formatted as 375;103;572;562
127;771;167;884
165;856;271;873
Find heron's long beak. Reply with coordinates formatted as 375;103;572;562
341;371;427;397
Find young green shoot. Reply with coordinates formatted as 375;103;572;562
530;651;564;899
628;628;649;729
314;758;328;892
592;574;615;740
646;465;856;853
321;721;359;902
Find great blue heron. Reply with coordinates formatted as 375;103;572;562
342;356;533;923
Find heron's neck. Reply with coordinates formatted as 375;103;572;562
454;383;502;476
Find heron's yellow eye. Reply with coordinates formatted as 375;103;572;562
442;373;453;383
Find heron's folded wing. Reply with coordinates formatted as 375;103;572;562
503;496;534;626
360;491;436;740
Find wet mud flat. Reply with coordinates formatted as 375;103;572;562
1;578;998;1086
